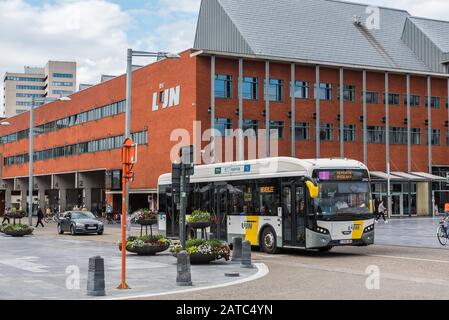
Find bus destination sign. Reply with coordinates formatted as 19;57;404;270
315;170;368;181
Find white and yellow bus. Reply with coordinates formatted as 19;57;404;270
157;157;375;253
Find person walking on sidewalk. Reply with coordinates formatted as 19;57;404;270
376;200;388;224
35;207;44;228
2;207;11;224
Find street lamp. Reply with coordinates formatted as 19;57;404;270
28;96;71;226
117;49;180;290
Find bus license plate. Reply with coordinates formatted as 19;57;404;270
340;240;353;245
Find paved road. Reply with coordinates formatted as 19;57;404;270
2;217;448;300
145;218;449;300
375;217;442;248
148;245;449;300
0;235;259;300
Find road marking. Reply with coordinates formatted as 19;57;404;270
366;254;449;265
103;263;269;301
267;260;449;287
0;257;49;273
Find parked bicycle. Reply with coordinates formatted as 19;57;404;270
437;213;449;246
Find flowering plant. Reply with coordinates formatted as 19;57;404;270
187;210;211;223
131;209;157;224
170;239;231;261
125;235;170;249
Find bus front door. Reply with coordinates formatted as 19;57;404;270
282;183;306;247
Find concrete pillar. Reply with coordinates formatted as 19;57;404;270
18;178;28;211
59;189;67;212
35;176;51;211
3;180;13;209
84;188;92;211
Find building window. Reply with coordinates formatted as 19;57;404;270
425;96;441;109
52;81;73;87
53;73;73;78
214;118;233;136
319;123;333;141
242;119;258;137
314;83;333;101
390;127;407;145
16;110;27;115
16;93;44;98
215;74;232;99
16;85;45;90
264;79;284;102
5;76;45;82
427;129;441;146
338;125;356;142
404;95;420;107
383;93;400;105
269;121;284;139
293;122;309;141
367;126;386;144
363;91;379;104
337;85;356;102
291;81;309;99
242;77;258;100
411;128;421;145
52;90;73;95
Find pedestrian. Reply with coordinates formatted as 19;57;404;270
2;207;11;224
376;200;388;224
35;207;44;228
106;204;113;224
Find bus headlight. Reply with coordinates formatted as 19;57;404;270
316;227;329;235
364;225;374;233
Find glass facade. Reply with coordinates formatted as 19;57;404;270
4;130;148;166
0;100;126;145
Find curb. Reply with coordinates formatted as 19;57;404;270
103;263;269;300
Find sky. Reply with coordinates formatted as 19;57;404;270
1;0;449;116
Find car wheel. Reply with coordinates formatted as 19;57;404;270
97;231;104;235
70;225;77;236
58;224;64;235
261;227;280;254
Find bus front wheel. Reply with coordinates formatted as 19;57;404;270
261;227;280;254
318;246;333;252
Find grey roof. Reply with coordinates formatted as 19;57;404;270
194;0;449;75
409;17;449;53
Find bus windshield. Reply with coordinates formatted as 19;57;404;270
313;181;371;216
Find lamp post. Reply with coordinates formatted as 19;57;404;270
28;96;71;226
117;49;180;290
123;49;180;227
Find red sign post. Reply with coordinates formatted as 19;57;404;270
117;138;137;290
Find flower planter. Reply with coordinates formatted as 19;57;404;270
126;243;170;256
136;219;157;226
187;221;211;229
189;253;217;265
3;229;33;237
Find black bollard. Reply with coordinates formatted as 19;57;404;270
176;251;192;286
231;237;243;263
87;256;106;296
241;240;254;269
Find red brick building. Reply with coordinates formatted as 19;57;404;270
1;0;449;216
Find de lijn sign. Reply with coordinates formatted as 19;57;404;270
152;85;181;112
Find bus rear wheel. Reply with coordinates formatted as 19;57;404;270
261;227;279;254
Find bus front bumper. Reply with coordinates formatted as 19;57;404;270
306;229;375;249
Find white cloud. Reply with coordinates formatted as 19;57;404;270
157;0;201;14
0;0;131;116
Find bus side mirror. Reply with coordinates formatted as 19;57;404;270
306;181;319;199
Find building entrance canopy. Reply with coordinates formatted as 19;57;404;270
370;171;445;182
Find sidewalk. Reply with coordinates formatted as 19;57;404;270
0;220;266;300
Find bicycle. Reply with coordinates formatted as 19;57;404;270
437;213;449;246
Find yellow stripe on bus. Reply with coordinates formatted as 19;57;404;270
244;216;260;245
352;221;364;240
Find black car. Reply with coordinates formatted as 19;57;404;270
58;211;104;236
